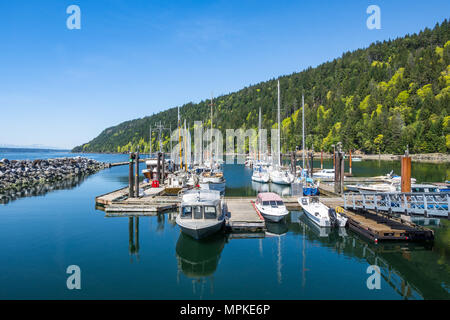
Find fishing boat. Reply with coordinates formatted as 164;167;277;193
251;164;270;183
176;190;227;240
254;192;289;222
298;197;347;227
312;169;335;179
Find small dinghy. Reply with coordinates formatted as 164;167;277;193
298;197;347;228
254;192;289;222
176;190;227;240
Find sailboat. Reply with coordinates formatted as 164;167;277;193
252;107;270;183
269;80;295;185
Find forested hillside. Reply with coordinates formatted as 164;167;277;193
73;20;450;154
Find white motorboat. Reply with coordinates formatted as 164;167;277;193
298;197;347;228
312;169;335;179
350;183;397;193
254;192;289;222
176;190;227;240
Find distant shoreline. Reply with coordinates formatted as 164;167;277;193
66;151;450;164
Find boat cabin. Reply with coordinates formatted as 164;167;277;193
256;192;285;208
180;190;223;221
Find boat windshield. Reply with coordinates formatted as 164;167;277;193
193;206;202;220
270;201;278;207
262;201;270;206
204;206;217;219
276;201;284;206
181;206;192;219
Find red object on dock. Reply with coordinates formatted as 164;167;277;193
151;180;160;188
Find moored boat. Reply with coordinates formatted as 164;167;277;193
254;192;289;222
176;190;227;240
298;196;347;228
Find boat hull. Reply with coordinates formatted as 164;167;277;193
255;204;289;222
177;219;225;240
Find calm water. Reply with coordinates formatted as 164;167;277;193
0;150;449;299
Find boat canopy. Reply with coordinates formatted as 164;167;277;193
257;192;283;202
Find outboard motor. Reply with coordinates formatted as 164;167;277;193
328;208;339;228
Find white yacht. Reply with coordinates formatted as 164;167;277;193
298;197;347;228
269;169;295;185
176;190;227;240
254;192;289;222
312;169;335;179
252;165;270;183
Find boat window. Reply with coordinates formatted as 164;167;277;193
193;206;203;220
204;206;217;219
181;206;192;219
276;201;284;206
262;201;270;206
270;201;278;207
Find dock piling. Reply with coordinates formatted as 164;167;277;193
129;153;135;198
401;149;411;193
134;152;140;197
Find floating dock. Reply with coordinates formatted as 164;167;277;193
96;182;435;242
225;198;265;232
321;198;434;242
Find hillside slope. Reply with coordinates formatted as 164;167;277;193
73;20;450;154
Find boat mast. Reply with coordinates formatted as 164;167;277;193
149;124;152;158
302;94;305;174
277;80;281;168
178;107;183;170
258;107;262;161
210;93;214;166
184;119;188;171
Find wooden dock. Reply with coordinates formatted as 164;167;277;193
320;198;434;242
225;198;265;232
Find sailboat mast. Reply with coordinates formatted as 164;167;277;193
184;120;188;171
302;94;305;172
258;107;262;161
149;125;152;158
277;80;281;167
210;93;214;165
178;107;183;170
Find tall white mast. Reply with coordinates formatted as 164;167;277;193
210;93;214;165
302;94;305;172
277;80;281;167
258;107;262;161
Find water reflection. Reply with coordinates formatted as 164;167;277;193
288;210;450;299
0;174;90;205
175;232;227;297
128;217;140;262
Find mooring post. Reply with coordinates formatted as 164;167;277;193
135;152;140;197
156;152;161;183
309;151;314;178
161;152;165;185
401;148;411;193
129;152;135;198
349;149;352;175
321;150;323;170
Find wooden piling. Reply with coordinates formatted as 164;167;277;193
401;154;412;193
135;152;140;197
321;150;323;170
349;149;352;175
129;153;134;198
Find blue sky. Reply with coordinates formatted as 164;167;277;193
0;0;449;149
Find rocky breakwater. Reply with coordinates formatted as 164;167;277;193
0;157;108;202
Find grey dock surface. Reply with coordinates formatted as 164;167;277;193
225;198;265;232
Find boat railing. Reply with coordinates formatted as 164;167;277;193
344;192;449;217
